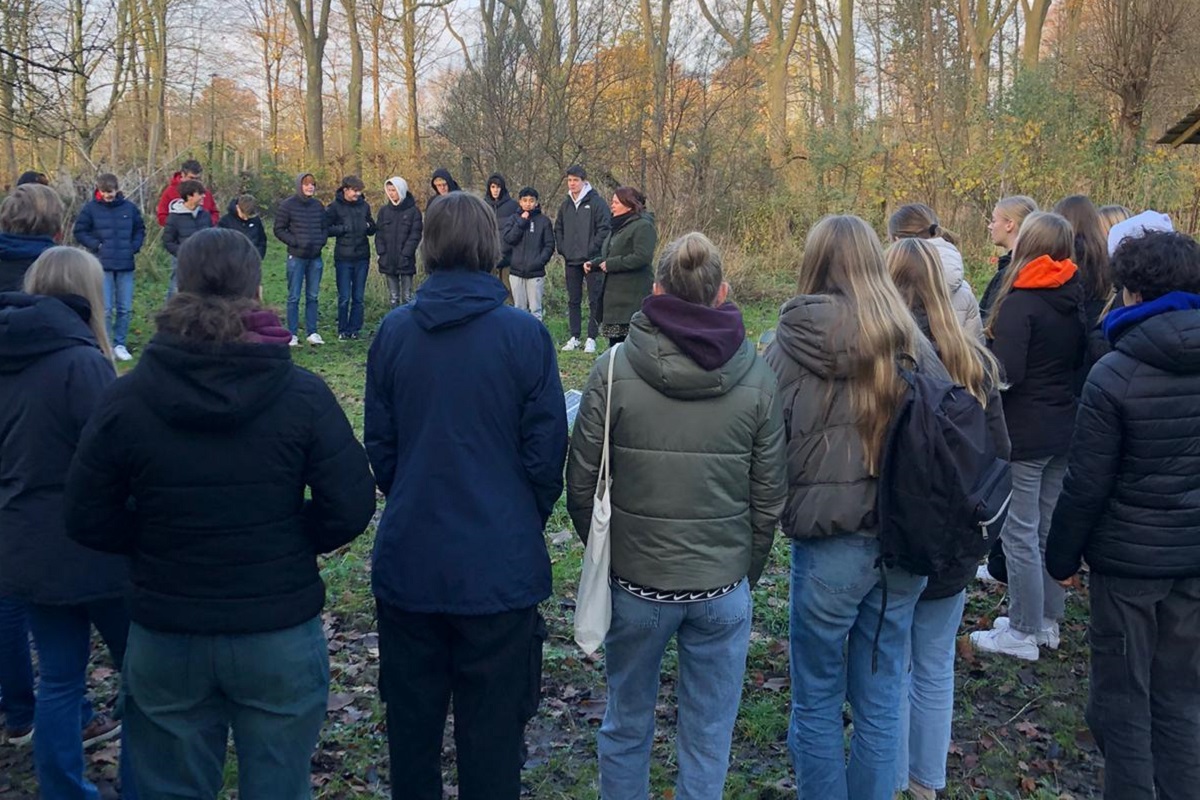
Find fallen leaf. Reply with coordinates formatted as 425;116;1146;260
327;692;355;711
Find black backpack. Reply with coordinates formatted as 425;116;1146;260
876;360;1011;577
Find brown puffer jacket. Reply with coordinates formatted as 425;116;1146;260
764;294;945;540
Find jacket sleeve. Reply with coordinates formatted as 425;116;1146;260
748;379;787;586
374;215;389;258
65;399;136;555
155;188;172;226
131;207;146;254
273;203;297;248
553;207;565;255
565;355;610;543
162;217;180;255
956;284;984;343
402;211;422;261
204;192;220;226
983;379;1012;460
519;326;568;525
590;202;612;263
72;205;100;252
537;219;555;268
364;325;398;494
988;301;1031;390
302;381;377;553
325;204;344;237
252;221;267;258
1046;365;1124;580
502;215;525;247
365;204;377;237
604;223;657;273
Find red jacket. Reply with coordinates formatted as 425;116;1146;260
155;173;219;227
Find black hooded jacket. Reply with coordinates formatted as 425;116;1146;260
503;207;555;279
218;199;268;258
0;293;129;605
1048;297;1200;580
325;191;376;261
486;174;520;269
429;168;462;198
273;173;328;259
375;191;423;277
64;333;376;634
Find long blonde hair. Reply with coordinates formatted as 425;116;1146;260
984;212;1076;339
1097;205;1132;239
23;246;114;363
799;215;916;475
886;238;1000;405
993;196;1039;247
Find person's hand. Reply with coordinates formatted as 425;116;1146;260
1058;574;1081;590
599;261;608;273
521;211;530;219
583;261;592;273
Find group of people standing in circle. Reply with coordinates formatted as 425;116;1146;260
1;161;1197;800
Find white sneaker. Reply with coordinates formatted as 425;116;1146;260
113;345;132;362
584;338;597;354
976;564;1000;584
969;625;1039;661
561;337;580;351
993;616;1061;650
289;335;299;347
307;333;325;345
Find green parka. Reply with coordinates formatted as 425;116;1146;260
566;311;787;590
599;214;657;326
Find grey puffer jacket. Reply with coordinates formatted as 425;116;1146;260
765;294;945;540
566;310;787;590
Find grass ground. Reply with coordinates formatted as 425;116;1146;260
0;237;1101;798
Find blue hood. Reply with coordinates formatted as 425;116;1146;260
1104;291;1200;344
0;232;56;262
411;270;507;331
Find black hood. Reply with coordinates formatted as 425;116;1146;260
486;173;510;204
130;334;294;431
1112;295;1200;375
0;292;98;374
430;168;461;193
398;192;416;211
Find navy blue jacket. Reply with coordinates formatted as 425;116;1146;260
218;199;268;258
0;293;129;605
0;233;57;292
273;174;328;259
73;193;146;272
1048;293;1200;580
365;269;568;614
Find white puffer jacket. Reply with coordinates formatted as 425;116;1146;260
928;237;983;342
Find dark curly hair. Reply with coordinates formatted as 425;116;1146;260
1112;231;1200;302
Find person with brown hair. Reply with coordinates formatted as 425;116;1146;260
0;183;63;291
766;215;943;799
970;212;1086;661
586;186;656;346
886;238;1009;799
325;175;376;340
888;203;983;341
567;232;786;798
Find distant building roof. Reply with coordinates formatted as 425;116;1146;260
1158;105;1200;147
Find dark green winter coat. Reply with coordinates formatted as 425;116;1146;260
566;311;787;590
598;214;656;326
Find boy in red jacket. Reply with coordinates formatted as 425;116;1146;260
155;159;219;227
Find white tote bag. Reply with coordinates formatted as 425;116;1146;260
574;344;620;655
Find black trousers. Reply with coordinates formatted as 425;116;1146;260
1086;573;1200;800
564;262;603;340
377;601;546;800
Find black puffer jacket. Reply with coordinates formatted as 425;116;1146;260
554;185;611;266
273;173;328;259
979;251;1010;323
486;174;520;269
375;191;422;276
1047;294;1200;580
218;199;268;258
64;333;376;634
987;256;1086;460
0;293;128;605
325;191;376;261
503;208;555;279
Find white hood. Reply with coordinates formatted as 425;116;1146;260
571;180;594;208
1108;210;1173;256
385;176;408;204
169;198;201;216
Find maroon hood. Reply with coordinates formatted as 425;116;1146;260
641;293;746;371
241;309;292;345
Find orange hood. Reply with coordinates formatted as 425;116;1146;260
1013;255;1078;290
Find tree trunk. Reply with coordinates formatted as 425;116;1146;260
1019;0;1050;70
287;0;332;163
340;0;363;173
837;0;855;128
401;0;421;158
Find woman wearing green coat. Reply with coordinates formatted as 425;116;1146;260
584;187;657;345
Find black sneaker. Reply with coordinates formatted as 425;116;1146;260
337;333;348;341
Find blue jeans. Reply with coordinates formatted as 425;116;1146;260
897;590;966;792
0;595;34;731
1003;456;1068;634
123;616;329;799
103;271;135;347
167;255;178;300
27;600;137;800
788;535;926;800
599;580;751;800
286;256;323;336
334;259;368;335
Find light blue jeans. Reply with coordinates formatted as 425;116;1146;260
599;580;751;800
103;270;135;347
286;256;323;335
1002;456;1068;634
788;535;926;800
897;590;966;792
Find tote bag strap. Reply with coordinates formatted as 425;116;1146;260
596;343;621;498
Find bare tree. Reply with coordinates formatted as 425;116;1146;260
286;0;333;161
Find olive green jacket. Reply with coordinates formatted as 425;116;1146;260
599;215;657;326
566;312;787;590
